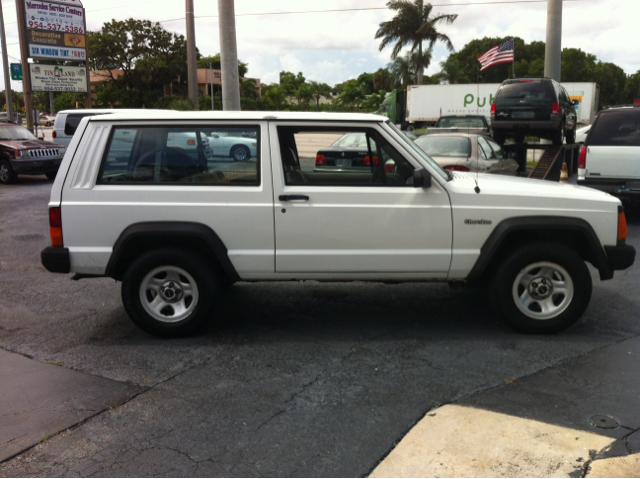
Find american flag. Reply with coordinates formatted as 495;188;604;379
477;38;514;71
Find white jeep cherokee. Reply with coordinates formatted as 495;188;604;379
41;111;635;337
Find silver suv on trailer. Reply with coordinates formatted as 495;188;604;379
41;111;635;337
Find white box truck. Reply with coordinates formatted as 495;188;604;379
401;82;599;130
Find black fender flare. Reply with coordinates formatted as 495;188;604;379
105;222;241;282
466;216;612;281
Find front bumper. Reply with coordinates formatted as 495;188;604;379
41;246;70;273
11;157;63;174
605;243;636;271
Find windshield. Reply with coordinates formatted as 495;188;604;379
0;125;37;141
415;136;471;157
332;132;369;148
385;121;449;180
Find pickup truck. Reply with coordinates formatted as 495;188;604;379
40;111;635;337
428;115;491;135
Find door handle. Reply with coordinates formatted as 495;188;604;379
279;195;309;201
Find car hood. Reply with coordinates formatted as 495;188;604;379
447;171;619;205
0;139;60;150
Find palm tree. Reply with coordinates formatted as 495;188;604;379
375;0;457;85
309;81;332;111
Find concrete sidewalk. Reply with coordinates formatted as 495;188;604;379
371;335;640;477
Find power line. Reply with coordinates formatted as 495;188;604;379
156;0;587;23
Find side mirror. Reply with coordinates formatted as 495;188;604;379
572;99;580;106
413;168;431;188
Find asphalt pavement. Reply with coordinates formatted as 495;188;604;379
0;174;639;477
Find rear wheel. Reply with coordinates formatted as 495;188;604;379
552;121;565;145
0;160;16;184
566;126;576;144
514;135;525;144
490;242;592;334
231;145;250;162
121;248;219;337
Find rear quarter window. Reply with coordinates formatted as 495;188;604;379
64;113;105;136
589;110;640;147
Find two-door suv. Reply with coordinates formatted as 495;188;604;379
491;77;579;145
41;111;635;337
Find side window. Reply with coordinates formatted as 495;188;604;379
477;136;496;160
277;127;415;187
98;125;260;185
486;138;506;159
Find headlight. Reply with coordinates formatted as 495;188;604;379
16;150;30;158
58;148;66;156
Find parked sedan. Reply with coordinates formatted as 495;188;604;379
314;132;394;172
39;115;56;126
414;132;519;175
207;131;257;161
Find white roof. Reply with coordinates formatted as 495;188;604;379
88;110;387;123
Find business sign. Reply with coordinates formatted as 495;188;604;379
29;44;86;60
30;64;88;92
10;64;23;81
28;30;85;47
25;1;85;34
42;0;83;5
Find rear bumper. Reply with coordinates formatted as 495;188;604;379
41;246;70;273
11;157;62;174
577;178;640;197
492;118;561;136
605;243;636;271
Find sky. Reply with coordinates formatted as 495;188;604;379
1;0;638;91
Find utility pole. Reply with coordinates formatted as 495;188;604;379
207;61;214;110
186;0;199;109
544;0;562;82
218;0;241;111
0;0;13;124
15;0;33;131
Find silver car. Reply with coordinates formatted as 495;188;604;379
414;132;519;175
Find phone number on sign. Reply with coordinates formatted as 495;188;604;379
27;22;84;34
39;86;85;92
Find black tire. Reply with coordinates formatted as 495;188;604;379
490;242;592;334
492;132;505;145
514;135;525;144
552;121;565;145
45;171;57;180
566;126;576;144
121;248;219;337
231;145;250;162
0;160;16;184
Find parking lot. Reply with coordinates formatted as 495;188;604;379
0;173;639;476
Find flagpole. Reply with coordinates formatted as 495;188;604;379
512;38;515;77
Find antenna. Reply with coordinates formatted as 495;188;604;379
475;72;481;194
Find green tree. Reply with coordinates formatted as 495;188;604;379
261;86;287;110
438;55;464;84
54;92;85;111
372;68;394;91
279;71;306;96
363;90;388;111
308;81;332;111
295;83;314;107
197;53;249;78
338;80;366;111
388;53;417;89
240;78;259;100
357;72;375;95
375;0;457;85
88;18;191;108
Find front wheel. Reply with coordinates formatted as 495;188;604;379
121;248;219;337
566;126;576;144
490;242;592;334
0;160;16;184
552;121;565;145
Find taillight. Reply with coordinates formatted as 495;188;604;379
578;146;587;168
490;102;496;116
444;165;470;172
384;162;395;173
315;154;326;165
49;207;63;247
552;102;560;114
52;131;56;138
363;155;379;166
618;211;628;242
